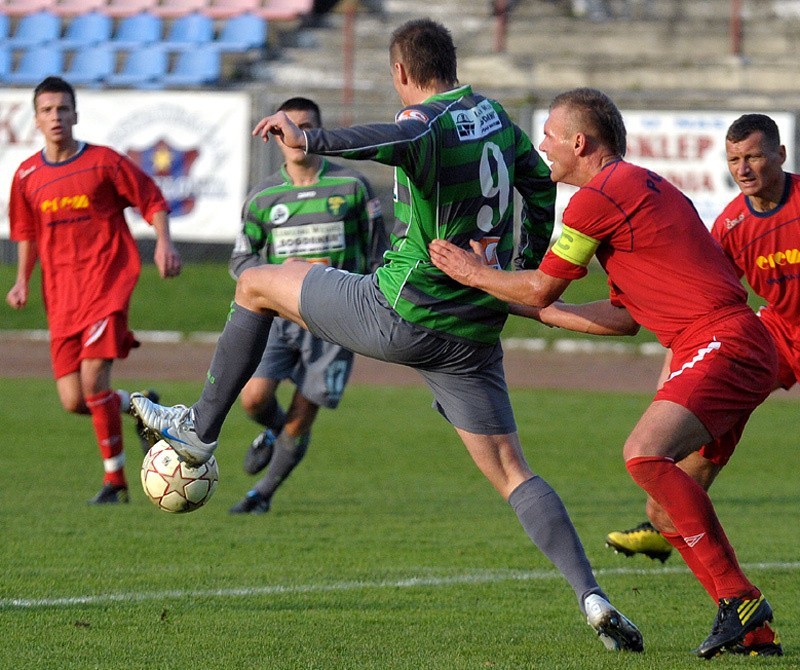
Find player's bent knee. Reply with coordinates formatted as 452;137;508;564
235;266;278;312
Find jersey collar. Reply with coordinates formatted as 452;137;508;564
424;84;472;104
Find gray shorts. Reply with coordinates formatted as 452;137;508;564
299;265;516;435
253;317;354;409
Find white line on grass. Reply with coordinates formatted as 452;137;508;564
3;562;799;610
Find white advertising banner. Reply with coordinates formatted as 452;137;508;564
532;109;795;231
0;89;249;242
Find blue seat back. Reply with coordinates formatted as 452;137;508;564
7;11;62;47
65;45;116;82
114;12;163;45
62;12;113;46
164;12;214;46
9;45;64;83
217;12;265;49
171;46;220;81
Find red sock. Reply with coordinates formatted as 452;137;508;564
661;530;717;602
86;390;126;488
626;456;757;600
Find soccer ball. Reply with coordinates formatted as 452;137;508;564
141;440;219;513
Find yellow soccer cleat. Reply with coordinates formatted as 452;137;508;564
605;521;672;563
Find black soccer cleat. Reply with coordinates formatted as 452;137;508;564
229;490;271;515
693;595;773;659
729;622;783;657
88;483;129;505
242;428;277;475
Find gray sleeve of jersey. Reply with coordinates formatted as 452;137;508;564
229;231;263;280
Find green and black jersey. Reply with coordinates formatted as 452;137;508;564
230;158;387;278
304;85;555;345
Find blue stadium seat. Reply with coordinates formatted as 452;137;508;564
5;10;62;49
0;14;10;41
213;11;265;52
6;45;64;84
63;44;116;86
0;47;11;81
58;11;113;49
105;46;166;88
109;12;162;50
161;45;220;86
160;12;214;51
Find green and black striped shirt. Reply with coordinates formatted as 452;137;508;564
230;158;387;278
304;85;555;345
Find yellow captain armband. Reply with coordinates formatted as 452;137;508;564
551;225;600;267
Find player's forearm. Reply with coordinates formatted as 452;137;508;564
469;265;563;308
513;300;639;336
16;240;37;283
150;210;172;242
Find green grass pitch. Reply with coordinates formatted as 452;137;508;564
0;377;797;669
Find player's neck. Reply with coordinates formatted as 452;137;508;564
44;139;80;164
285;156;322;186
748;173;786;213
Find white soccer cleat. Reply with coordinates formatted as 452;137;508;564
584;593;644;652
130;393;217;467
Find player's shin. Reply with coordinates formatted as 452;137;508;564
626;456;757;599
192;303;273;443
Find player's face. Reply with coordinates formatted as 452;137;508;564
539;106;578;185
34;91;77;146
726;131;786;200
279;108;319;165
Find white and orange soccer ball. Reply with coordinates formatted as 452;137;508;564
141;440;219;513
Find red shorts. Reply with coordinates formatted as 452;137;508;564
50;312;140;380
757;305;800;390
656;305;778;467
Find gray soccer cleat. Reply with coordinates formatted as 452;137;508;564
130;393;217;466
584;594;644;652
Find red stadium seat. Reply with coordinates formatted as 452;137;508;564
102;0;158;18
202;0;259;19
0;0;52;17
151;0;208;18
51;0;107;17
259;0;312;21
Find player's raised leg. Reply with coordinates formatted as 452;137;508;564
132;262;312;465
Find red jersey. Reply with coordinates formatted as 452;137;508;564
9;143;168;338
712;173;800;329
539;160;748;347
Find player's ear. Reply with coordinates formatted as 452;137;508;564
573;131;587;155
393;60;409;86
778;144;787;165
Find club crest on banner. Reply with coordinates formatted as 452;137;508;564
127;139;200;216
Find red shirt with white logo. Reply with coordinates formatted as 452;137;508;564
9;143;168;338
